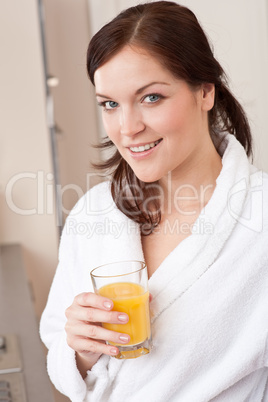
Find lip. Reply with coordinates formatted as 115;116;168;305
127;138;163;159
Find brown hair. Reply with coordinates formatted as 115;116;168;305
86;1;252;234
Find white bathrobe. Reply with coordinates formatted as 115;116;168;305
40;134;268;402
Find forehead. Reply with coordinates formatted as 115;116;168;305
94;46;177;93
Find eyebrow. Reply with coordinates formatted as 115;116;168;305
95;81;170;99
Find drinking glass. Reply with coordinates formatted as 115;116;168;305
90;260;152;359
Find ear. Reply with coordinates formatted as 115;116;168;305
201;83;215;112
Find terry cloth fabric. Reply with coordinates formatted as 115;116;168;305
40;133;268;402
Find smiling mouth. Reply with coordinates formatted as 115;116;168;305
129;139;162;153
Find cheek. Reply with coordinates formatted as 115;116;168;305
102;117;110;134
102;115;119;142
150;105;184;133
161;101;199;133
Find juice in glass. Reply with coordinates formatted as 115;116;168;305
98;282;151;346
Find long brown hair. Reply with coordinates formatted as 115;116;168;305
86;1;252;234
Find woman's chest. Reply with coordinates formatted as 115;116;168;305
142;214;199;278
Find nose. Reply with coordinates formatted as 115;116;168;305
119;106;145;137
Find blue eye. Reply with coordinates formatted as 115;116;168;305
143;94;161;103
97;100;119;111
105;101;118;110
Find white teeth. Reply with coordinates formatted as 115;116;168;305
130;140;161;153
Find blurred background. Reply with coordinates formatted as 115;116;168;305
0;0;267;401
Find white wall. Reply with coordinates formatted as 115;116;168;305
181;0;268;171
0;1;59;318
42;0;101;222
87;0;268;172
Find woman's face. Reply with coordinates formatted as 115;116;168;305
94;46;214;183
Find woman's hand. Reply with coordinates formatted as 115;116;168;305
65;292;130;377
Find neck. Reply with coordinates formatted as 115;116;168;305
159;137;222;215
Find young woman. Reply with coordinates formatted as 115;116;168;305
40;2;268;401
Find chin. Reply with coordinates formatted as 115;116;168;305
134;172;161;184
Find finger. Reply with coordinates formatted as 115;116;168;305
70;306;129;325
69;323;130;345
68;335;119;357
75;292;114;311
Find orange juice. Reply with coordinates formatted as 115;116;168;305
98;282;151;346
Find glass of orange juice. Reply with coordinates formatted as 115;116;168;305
90;260;152;359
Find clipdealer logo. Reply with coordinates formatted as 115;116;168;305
4;170;265;233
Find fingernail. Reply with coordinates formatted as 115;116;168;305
118;314;128;322
119;335;129;343
110;347;118;355
103;301;112;309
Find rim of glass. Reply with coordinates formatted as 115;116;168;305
90;260;147;278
